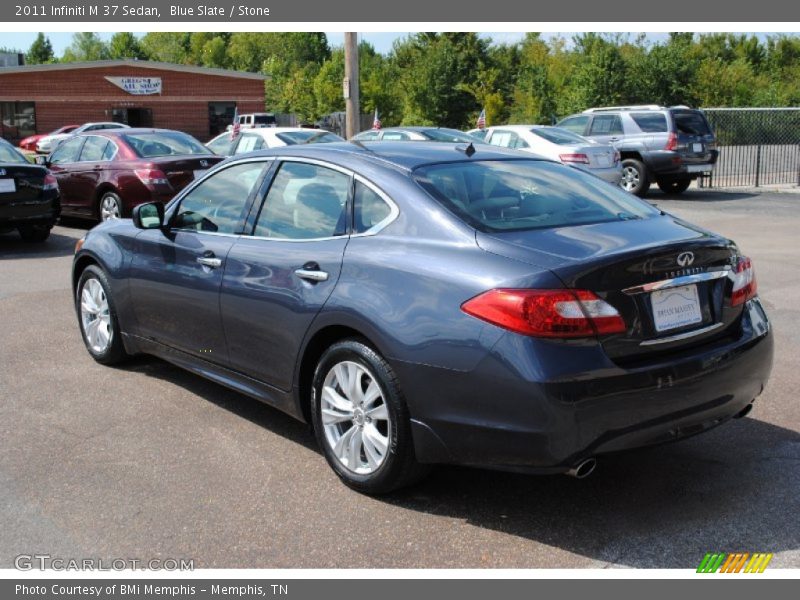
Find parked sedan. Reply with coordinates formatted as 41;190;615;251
352;127;481;143
72;142;772;493
482;125;622;184
206;127;343;156
36;122;130;154
0;138;60;242
18;124;80;152
42;128;223;221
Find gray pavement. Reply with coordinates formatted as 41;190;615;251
1;191;798;569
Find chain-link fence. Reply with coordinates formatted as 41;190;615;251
701;108;800;188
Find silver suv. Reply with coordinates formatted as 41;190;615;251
557;105;718;196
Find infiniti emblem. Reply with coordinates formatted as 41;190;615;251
676;251;695;267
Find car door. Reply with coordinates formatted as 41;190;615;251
46;136;86;212
586;114;624;145
220;159;352;390
127;159;270;363
71;135;117;214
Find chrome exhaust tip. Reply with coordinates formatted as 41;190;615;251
733;403;753;419
566;457;597;479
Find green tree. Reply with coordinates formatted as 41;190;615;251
61;32;110;62
108;32;146;60
26;33;55;64
139;32;190;64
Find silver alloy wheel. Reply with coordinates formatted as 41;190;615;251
80;278;112;353
320;360;391;475
100;195;121;221
621;166;640;192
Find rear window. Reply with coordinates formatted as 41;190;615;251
124;131;209;158
530;127;589;145
0;141;27;163
415;159;656;233
254;114;277;126
275;131;343;145
673;111;711;135
630;113;668;133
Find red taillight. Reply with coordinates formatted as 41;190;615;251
461;289;626;338
559;153;590;165
43;173;58;191
134;169;170;187
665;132;678;151
731;256;757;306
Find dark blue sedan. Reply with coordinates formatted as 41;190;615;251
72;142;773;493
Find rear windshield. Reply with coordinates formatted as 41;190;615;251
0;141;27;163
673;111;711;135
630;112;668;133
123;132;209;158
415;159;656;232
254;114;277;125
422;129;479;143
530;127;589;145
275;131;343;145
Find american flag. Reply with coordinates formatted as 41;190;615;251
230;107;241;141
476;108;486;130
372;108;382;130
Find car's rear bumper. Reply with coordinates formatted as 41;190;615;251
0;194;61;227
642;150;719;179
397;298;773;472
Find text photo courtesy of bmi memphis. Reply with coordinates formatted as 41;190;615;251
1;0;800;593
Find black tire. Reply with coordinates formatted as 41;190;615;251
657;177;692;195
311;339;431;494
75;264;129;365
18;224;51;242
98;191;123;222
620;158;651;197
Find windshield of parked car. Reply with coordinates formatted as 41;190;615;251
275;131;344;145
422;129;480;143
124;132;209;158
530;127;590;145
0;141;28;163
415;159;657;232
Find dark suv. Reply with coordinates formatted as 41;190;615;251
557;105;718;196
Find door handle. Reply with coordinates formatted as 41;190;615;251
295;268;329;282
197;256;222;269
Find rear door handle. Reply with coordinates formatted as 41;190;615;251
197;257;222;269
295;268;329;282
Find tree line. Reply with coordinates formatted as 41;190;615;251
11;31;800;129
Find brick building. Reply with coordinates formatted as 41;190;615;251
0;59;268;144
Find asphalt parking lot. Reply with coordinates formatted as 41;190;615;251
1;189;799;569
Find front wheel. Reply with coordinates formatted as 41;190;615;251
657;177;692;194
311;339;430;494
76;265;129;365
619;159;650;197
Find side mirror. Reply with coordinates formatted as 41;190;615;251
34;155;48;166
132;202;165;229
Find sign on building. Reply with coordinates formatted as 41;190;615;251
105;76;162;95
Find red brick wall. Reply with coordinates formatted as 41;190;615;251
0;64;266;143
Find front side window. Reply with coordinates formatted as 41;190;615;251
254;162;350;239
382;131;410;141
234;134;265;154
206;135;234;156
49;137;84;164
0;139;28;163
355;131;380;141
415;159;657;233
488;130;519;149
172;161;266;234
557;115;589;134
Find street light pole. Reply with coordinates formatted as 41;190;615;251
344;32;360;139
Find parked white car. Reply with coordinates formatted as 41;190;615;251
206;127;343;156
474;125;622;185
36;122;130;154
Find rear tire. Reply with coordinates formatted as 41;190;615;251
657;178;692;194
311;339;431;494
18;224;51;242
98;191;123;222
76;265;129;365
620;159;650;197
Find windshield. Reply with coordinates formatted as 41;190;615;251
275;131;344;145
0;141;28;163
415;159;657;233
530;127;590;146
124;132;209;158
422;129;480;143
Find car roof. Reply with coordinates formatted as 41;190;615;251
77;127;192;137
378;126;463;133
229;141;547;172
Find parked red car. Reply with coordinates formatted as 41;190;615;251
39;128;223;221
18;125;80;152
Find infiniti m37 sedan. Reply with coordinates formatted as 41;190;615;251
72;142;773;493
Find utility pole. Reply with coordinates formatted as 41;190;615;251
344;32;360;139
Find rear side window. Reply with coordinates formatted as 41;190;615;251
234;134;264;154
673;111;711;135
630;113;668;133
415;159;656;233
124;132;208;157
354;181;392;233
588;115;623;136
0;140;27;163
79;136;112;162
356;131;380;141
382;132;410;141
489;130;529;149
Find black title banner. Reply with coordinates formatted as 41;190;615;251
2;0;800;22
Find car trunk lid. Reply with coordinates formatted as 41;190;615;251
146;155;224;192
0;164;48;203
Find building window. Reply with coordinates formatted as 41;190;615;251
0;102;36;142
208;102;236;138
